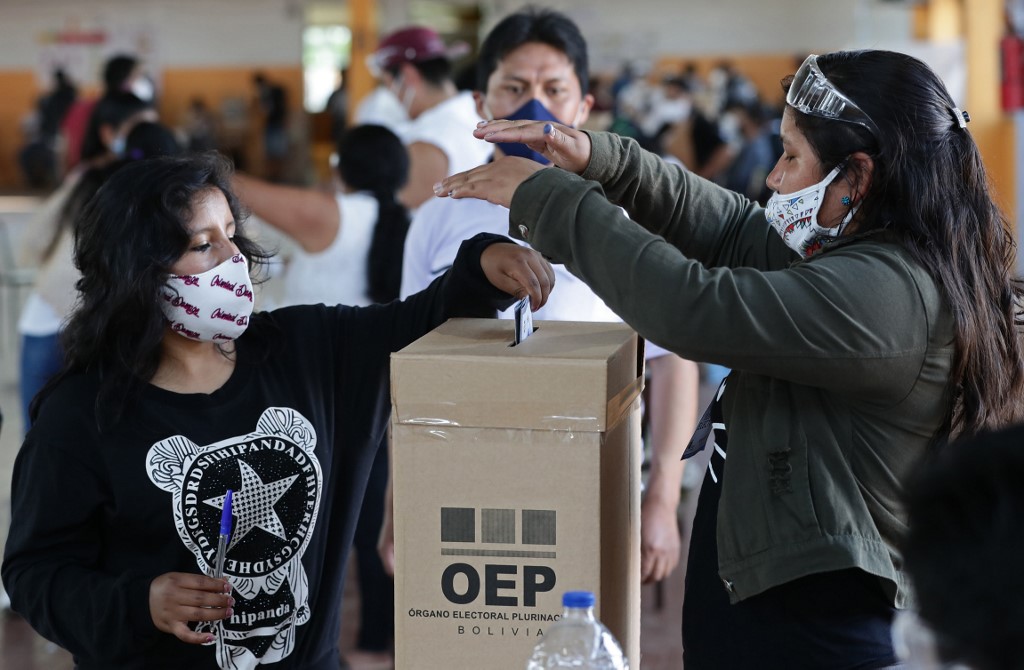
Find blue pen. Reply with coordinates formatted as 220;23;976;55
213;489;233;579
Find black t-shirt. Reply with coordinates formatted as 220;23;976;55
682;379;900;669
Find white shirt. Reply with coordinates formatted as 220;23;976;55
277;192;379;308
401;91;491;177
354;86;410;137
639;91;692;138
402;196;670;359
402;197;618;321
18;292;63;336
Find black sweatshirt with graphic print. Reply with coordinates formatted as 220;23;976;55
2;233;515;670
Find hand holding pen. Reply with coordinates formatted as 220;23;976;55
147;488;235;645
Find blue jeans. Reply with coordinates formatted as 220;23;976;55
19;332;63;431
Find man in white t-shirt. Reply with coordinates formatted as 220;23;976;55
353;84;409;137
388;7;700;590
369;26;490;209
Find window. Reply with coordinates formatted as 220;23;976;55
302;25;351;113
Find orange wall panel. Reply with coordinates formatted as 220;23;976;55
0;66;304;190
159;66;304;175
651;53;801;105
0;56;1016;226
159;66;304;125
0;71;42;190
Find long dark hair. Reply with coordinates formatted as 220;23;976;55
785;49;1024;437
43;92;154;265
336;124;410;303
79;91;152;162
33;153;270;429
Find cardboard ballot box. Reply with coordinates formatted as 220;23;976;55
390;318;643;670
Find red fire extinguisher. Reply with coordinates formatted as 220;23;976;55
1001;34;1024;111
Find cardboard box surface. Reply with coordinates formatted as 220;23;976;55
391;319;642;670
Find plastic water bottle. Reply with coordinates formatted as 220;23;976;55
526;591;629;669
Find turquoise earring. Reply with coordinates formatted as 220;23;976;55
841;196;852;206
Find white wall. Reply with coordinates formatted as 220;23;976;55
475;0;915;73
0;0;303;84
385;0;965;103
0;0;916;79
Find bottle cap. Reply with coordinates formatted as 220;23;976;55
562;591;595;608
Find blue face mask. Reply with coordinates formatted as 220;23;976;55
493;98;567;164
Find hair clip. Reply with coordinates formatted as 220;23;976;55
952;107;969;130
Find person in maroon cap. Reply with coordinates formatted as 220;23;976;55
369;26;490;209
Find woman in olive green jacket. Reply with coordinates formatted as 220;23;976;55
436;50;1024;668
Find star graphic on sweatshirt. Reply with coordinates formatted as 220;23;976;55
205;460;298;546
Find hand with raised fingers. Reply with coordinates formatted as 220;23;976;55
473;119;592;175
479;242;555;311
149;572;234;645
434;156;544;210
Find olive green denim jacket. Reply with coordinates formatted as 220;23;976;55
508;131;955;607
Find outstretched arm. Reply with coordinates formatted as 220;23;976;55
437;121;778;272
400;141;450;210
232;173;341;253
433;121;590;209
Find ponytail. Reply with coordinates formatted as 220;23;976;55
336;124;411;304
366;189;410;303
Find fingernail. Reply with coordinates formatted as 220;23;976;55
484;132;495;138
543;123;553;135
432;182;444;195
226;608;234;618
229;597;235;606
224;583;232;594
206;635;215;643
477;120;488;127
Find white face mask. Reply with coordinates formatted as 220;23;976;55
160;254;254;343
130;76;155;102
392;74;415;113
764;164;854;258
719;111;742;147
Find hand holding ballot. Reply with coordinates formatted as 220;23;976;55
480;242;555;311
